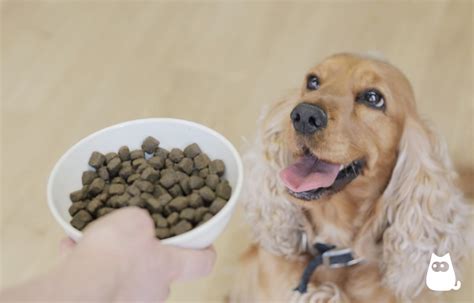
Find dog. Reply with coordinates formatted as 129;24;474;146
230;53;471;302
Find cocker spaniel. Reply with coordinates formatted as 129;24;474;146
230;53;471;302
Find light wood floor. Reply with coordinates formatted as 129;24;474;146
1;1;472;302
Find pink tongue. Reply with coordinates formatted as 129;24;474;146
279;155;340;193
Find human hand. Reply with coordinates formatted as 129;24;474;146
56;207;216;302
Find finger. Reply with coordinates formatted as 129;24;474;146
161;245;216;281
83;207;155;238
59;237;76;257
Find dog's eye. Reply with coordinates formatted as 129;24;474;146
306;75;320;90
357;89;385;110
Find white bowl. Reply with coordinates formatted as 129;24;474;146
47;118;243;249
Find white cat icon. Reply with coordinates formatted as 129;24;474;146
426;252;461;291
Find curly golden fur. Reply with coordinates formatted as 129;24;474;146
230;53;471;302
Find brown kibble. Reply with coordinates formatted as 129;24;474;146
163;205;172;217
148;156;164;170
140;192;153;201
160;168;174;176
142;136;160;154
209;159;225;176
136;163;149;174
132;158;147;169
206;174;219;190
70;188;85;202
167;212;179;226
135;180;154;193
184;143;201;158
111;177;126;184
165;159;174;168
199;186;215;202
159;171;177;188
157;193;173;207
199;168;209;178
175;171;188;182
86;199;103;215
152;213;168;228
216;181;232;200
128;196;145;208
177;158;193;175
155;147;169;159
98;166;110;181
141;167;160;182
68;201;87;216
118;146;130;161
130;149;145;160
127;174;140;184
103;184;110;194
96;192;109;202
169;196;189;211
146;196;162;213
107;157;122;177
127;185;142;196
189;176;205;190
88;178;105;196
82;171;97;185
210;197;227;214
169;148;184;163
105;152;118;164
88;151;105;169
203;213;213;222
97;207;114;217
70;218;88;231
155;228;171;239
73;139;232;238
180;208;195;222
194;207;209;222
119;166;133;179
109;183;125;195
171;220;192;235
188;192;203;208
106;195;119;207
153;185;168;198
194;153;210;170
168;184;183;197
116;193;131;207
71;210;92;230
179;177;191;195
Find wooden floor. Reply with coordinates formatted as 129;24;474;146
1;1;472;302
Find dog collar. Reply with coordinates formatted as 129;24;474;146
294;237;364;294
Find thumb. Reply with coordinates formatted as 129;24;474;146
160;245;216;282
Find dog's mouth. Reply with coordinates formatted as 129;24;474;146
279;149;365;201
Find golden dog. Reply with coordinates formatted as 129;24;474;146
230;53;471;302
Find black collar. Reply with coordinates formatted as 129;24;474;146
294;242;364;294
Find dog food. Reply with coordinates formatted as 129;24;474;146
68;137;231;239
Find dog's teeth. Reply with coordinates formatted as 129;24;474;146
339;164;344;171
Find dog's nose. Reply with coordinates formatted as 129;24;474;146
290;103;327;135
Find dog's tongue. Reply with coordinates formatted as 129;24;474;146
279;155;340;193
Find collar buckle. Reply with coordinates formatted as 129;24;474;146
321;248;364;268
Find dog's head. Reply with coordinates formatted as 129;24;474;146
244;53;470;300
280;53;414;203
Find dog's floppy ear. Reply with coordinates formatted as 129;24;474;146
380;116;471;299
242;94;306;257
